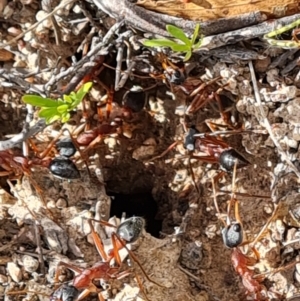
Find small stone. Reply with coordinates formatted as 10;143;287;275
0;274;8;283
132;138;157;160
47;199;56;209
22;255;39;273
3;3;13;18
7;262;22;282
254;56;271;73
293;126;300;141
56;198;67;209
0;0;7;13
36;10;52;29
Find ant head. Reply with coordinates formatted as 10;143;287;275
222;222;243;248
163;58;186;85
122;86;145;113
184;127;198;151
116;216;145;243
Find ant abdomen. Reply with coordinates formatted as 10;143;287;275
219;149;249;172
49;157;80;179
117;216;145;243
222;223;243;248
50;284;79;301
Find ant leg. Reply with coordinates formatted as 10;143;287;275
7;179;38;220
146;141;179;162
97;292;106;301
31;129;64;159
64;129;91;178
95;79;113;120
134;272;151;301
253;258;300;281
188;158;201;199
87;219;109;262
0;170;13;176
111;233;164;288
293;28;300;43
77;289;92;301
250;202;283;247
54;261;83;288
211;177;227;228
24;173;55;220
230;161;243;226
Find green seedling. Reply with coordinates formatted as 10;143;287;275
143;24;203;61
263;19;300;48
22;82;92;124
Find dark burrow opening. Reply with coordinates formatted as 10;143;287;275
109;192;162;238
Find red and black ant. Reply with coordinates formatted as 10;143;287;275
149;125;249;177
213;166;299;300
53;216;162;301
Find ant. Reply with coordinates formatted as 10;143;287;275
149;125;249;175
54;216;162;301
73;76;152;157
150;53;187;86
0;133;87;220
28;130;87;180
212;164;299;300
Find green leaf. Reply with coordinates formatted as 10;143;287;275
22;95;58;107
143;39;181;48
191;24;200;46
166;25;191;47
71;82;93;108
57;104;69;114
38;107;58;118
193;39;203;49
57;98;64;105
63;94;73;104
61;112;71;123
47;114;61;124
170;44;190;52
183;51;192;61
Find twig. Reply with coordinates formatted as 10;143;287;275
34;221;46;275
197;13;300;50
93;0;265;36
0;0;77;49
248;60;300;179
0;119;47;151
45;20;125;93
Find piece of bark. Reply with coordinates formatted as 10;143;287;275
137;0;300;21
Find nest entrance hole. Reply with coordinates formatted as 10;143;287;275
109;192;162;238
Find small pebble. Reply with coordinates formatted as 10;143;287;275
7;262;22;282
56;198;67;209
22;255;39;273
0;274;8;283
254;56;271;73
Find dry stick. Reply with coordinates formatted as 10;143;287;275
0;0;77;49
34;221;46;275
0;119;47;151
248;61;300;179
93;0;265;36
196;13;300;51
46;20;125;94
